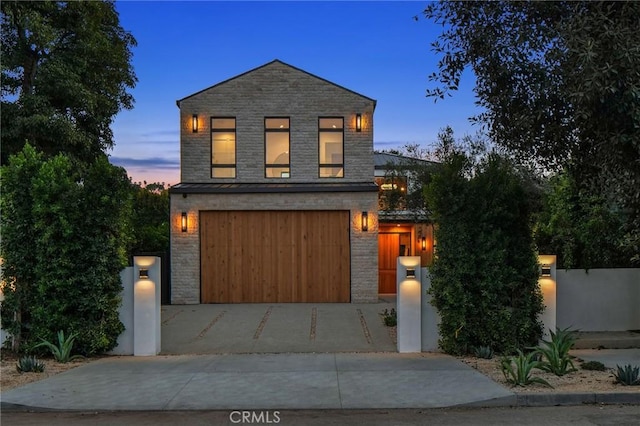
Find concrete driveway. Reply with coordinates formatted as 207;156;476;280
161;298;398;354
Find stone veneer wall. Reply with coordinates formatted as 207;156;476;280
170;191;379;304
177;61;375;184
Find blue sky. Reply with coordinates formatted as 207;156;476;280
110;1;479;185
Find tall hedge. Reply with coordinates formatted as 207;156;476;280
1;144;131;355
426;151;543;355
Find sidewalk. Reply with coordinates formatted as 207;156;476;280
2;301;639;412
2;350;639;412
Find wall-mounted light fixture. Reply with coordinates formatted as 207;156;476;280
540;264;551;277
355;113;362;132
181;212;188;232
361;211;368;232
139;268;149;280
406;268;416;279
421;237;427;251
192;114;198;133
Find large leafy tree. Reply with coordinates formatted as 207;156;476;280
422;1;640;261
1;0;137;164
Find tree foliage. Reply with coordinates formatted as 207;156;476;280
129;182;170;256
1;0;137;164
425;134;543;355
422;1;640;262
1;145;132;355
535;171;634;269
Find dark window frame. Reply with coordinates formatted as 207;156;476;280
264;116;291;179
211;116;237;178
318;116;344;178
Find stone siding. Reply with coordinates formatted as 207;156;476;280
171;61;378;304
178;61;375;183
170;192;379;304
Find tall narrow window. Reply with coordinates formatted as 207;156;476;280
319;117;344;177
211;117;236;178
265;117;290;178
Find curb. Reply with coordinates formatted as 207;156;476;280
516;392;640;406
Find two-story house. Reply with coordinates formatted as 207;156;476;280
170;60;379;304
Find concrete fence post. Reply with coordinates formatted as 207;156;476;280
538;254;557;341
397;256;422;353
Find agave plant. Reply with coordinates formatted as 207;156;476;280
473;345;494;359
534;327;577;376
614;364;640;386
33;330;84;363
500;349;552;388
16;355;46;373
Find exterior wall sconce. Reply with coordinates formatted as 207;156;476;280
192;114;198;133
139;268;149;279
361;211;368;232
355;113;362;132
421;237;427;251
406;268;416;279
181;212;188;232
541;264;551;277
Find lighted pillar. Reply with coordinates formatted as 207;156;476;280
538;254;557;341
397;256;422;352
133;256;161;356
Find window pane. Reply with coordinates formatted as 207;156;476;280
266;132;289;165
319;118;343;129
319;132;343;164
212;167;236;178
266;167;290;178
212;118;235;129
320;167;344;178
212;132;235;164
265;118;289;129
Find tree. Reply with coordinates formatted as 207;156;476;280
1;0;137;164
421;1;640;262
425;132;543;355
534;171;634;269
1;144;132;355
129;182;170;256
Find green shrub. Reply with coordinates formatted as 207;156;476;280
581;360;606;371
500;349;552;388
1;146;129;355
381;308;397;327
16;355;45;373
426;148;544;355
534;327;577;376
33;330;83;363
614;364;640;386
473;345;494;359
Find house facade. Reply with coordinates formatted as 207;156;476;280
170;60;379;304
374;152;435;294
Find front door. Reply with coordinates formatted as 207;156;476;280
378;232;411;294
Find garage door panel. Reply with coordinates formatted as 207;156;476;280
201;210;350;303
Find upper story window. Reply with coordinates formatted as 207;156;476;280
265;118;290;178
211;117;236;178
319;117;344;178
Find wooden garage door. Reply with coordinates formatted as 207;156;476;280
200;210;350;303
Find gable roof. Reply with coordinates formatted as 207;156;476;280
176;59;377;108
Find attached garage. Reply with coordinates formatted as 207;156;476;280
200;210;351;303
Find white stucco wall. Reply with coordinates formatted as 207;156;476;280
556;268;640;331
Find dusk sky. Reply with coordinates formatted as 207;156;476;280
110;1;480;185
